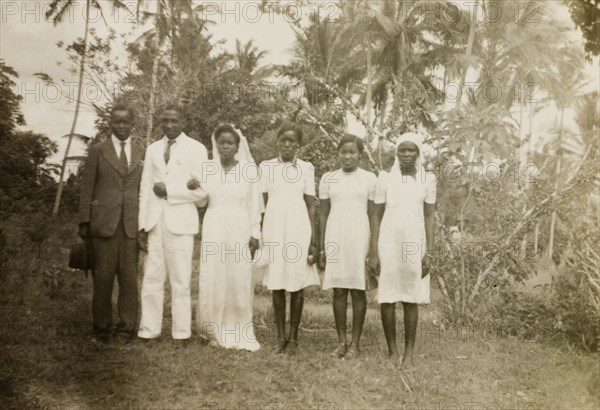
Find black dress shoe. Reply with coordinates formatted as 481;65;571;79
114;331;135;344
92;331;111;344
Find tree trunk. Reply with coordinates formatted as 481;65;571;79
52;0;91;215
518;97;525;160
377;91;387;170
456;0;479;109
458;145;476;316
526;101;534;161
548;108;564;257
528;101;538;249
146;0;163;147
534;222;539;253
366;32;373;149
518;95;527;252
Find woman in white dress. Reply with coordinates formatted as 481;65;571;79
318;135;377;359
367;132;436;367
189;124;262;352
259;123;320;354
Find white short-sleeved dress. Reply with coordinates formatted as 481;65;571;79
197;160;262;351
259;158;320;292
374;166;436;304
320;168;377;290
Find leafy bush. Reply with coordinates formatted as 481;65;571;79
482;222;599;352
554;222;600;351
552;264;599;351
1;62;63;218
484;289;555;343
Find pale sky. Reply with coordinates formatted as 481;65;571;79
1;0;297;161
1;0;598;164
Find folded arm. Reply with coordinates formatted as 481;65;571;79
166;145;208;205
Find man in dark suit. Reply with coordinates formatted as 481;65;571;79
78;104;144;343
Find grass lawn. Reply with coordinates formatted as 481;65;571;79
1;223;598;410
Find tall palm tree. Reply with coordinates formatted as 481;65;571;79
279;0;466;169
234;39;268;74
284;10;363;107
135;0;200;146
333;0;380;154
455;0;478;109
543;53;587;257
462;0;584;254
47;0;127;215
334;0;466;137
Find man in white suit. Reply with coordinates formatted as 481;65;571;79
137;105;208;340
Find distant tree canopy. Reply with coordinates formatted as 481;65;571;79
565;0;600;59
0;59;26;137
94;12;286;153
0;62;58;216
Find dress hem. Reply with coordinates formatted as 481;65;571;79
376;298;430;305
322;285;366;291
266;283;320;292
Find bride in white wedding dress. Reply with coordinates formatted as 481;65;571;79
190;124;262;352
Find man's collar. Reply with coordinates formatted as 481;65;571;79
111;134;131;144
163;132;185;143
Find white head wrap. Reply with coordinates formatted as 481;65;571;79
393;132;424;176
211;124;255;164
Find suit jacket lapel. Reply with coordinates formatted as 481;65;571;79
102;139;125;176
166;134;187;171
128;140;144;175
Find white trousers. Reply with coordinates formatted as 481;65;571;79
138;215;194;339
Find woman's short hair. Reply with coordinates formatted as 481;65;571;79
337;134;364;153
277;122;303;143
214;124;240;146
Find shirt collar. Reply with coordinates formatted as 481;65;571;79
163;132;185;144
111;134;130;145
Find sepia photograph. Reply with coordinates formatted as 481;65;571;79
0;0;599;409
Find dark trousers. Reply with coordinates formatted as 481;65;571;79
91;220;138;335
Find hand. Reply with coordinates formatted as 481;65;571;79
307;243;317;265
318;249;326;271
138;230;148;252
153;182;167;198
187;177;201;190
78;223;89;239
366;253;380;276
249;237;259;260
422;252;434;278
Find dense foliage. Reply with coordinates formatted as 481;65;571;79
565;0;600;59
3;0;598;351
0;61;60;216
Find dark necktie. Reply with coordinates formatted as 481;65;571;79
119;141;128;172
164;139;176;164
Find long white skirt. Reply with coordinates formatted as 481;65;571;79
198;205;260;352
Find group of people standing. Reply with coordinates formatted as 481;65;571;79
78;103;436;367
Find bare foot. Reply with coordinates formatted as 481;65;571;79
330;343;347;358
389;351;400;365
345;344;360;359
400;353;415;369
275;338;287;354
286;340;298;355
